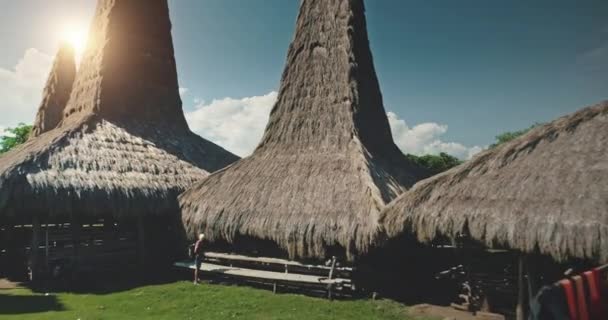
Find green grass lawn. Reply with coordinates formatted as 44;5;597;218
0;281;435;320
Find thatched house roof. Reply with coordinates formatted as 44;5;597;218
380;101;608;263
179;0;429;261
0;0;238;222
31;44;76;138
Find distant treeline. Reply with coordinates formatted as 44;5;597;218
0;123;32;154
406;152;463;176
1;122;541;171
490;123;542;148
406;122;542;174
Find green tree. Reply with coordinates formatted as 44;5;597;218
406;152;463;175
491;123;542;148
0;123;33;154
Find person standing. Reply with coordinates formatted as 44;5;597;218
193;233;205;284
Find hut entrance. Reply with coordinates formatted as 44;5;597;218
1;217;140;282
360;234;521;318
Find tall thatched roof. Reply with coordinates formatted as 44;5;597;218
180;0;429;261
0;0;238;222
380;101;608;263
31;44;76;138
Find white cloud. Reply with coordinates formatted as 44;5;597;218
185;91;482;160
1;49;482;160
185;92;278;156
0;48;53;129
387;112;483;159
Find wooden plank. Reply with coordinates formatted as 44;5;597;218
328;256;337;280
327;256;337;300
174;261;351;286
29;216;41;281
71;220;81;266
515;255;525;320
204;252;353;272
44;224;49;268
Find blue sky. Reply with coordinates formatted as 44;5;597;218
0;0;606;158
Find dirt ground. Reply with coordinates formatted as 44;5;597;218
408;304;505;320
0;278;21;290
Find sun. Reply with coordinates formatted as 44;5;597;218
60;26;89;59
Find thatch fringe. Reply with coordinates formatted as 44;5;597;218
380;101;608;263
1;116;236;221
0;0;239;222
179;0;428;261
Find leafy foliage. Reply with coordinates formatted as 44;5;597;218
0;123;32;154
491;123;542;148
406;152;463;175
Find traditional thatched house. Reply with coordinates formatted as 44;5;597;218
30;44;76;138
180;0;429;262
0;0;238;278
380;101;608;264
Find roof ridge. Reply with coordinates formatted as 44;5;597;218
62;0;188;127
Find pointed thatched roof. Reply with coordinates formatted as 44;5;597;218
31;44;76;138
179;0;429;261
0;0;238;222
380;101;608;263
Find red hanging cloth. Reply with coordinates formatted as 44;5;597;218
573;275;589;320
560;279;578;320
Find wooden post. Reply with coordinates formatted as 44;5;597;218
4;225;17;273
70;218;81;268
327;256;337;300
44;223;49;269
103;214;115;250
526;254;539;315
516;255;525;320
29;216;41;281
137;216;146;264
328;256;337;280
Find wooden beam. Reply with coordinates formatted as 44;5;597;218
328;256;337;280
29;216;41;282
44;223;49;269
204;252;353;272
515;255;525;320
526;254;540;312
174;261;352;285
103;214;115;248
70;219;81;267
5;224;17;260
327;256;337;300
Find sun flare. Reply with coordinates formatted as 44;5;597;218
60;26;89;59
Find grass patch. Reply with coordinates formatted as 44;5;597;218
0;281;434;320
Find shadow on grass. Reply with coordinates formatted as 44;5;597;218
25;266;183;295
0;294;65;315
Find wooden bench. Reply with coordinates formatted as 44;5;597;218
204;252;353;278
175;252;355;299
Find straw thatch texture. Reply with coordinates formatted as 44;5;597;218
180;0;428;261
380;101;608;263
31;44;76;138
0;0;238;222
0;117;235;220
63;0;187;127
